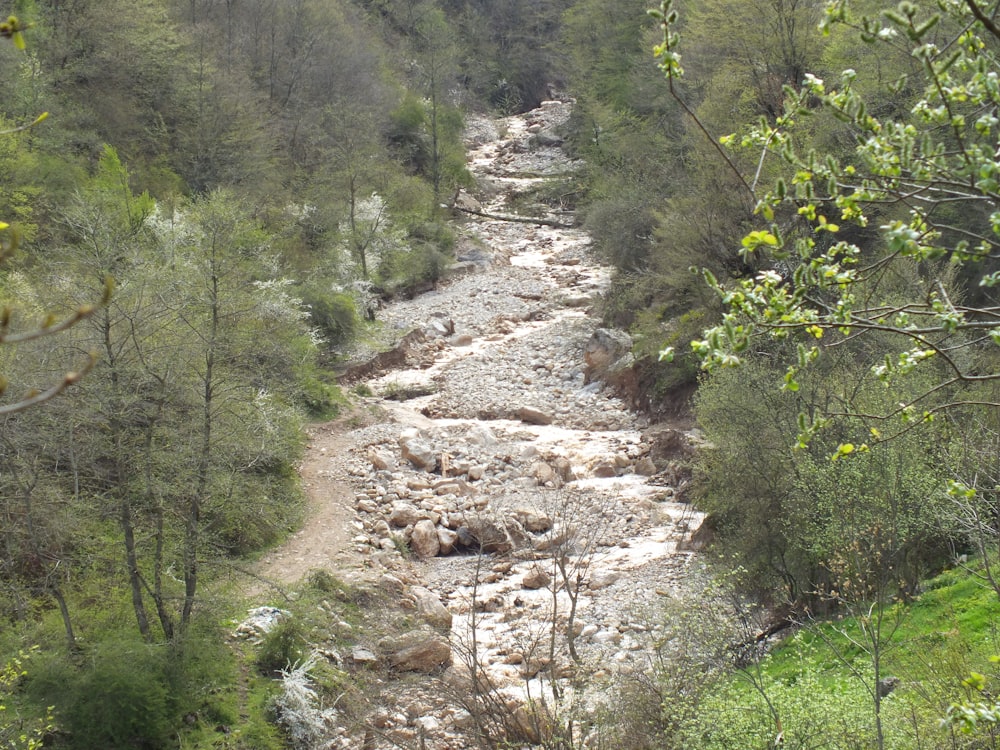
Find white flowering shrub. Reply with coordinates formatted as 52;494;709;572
270;656;339;750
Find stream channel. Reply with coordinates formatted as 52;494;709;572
253;100;706;749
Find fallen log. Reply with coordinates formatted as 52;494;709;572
452;204;574;229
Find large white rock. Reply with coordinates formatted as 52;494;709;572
389;502;425;528
410;586;453;630
400;435;438;471
378;630;452;672
410;519;441;558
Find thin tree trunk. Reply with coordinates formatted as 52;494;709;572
122;498;152;640
49;584;77;654
183;251;219;629
103;308;153;640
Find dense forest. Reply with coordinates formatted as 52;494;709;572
3;0;1000;747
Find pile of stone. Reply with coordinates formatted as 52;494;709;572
337;417;675;562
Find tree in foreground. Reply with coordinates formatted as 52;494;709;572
650;1;1000;745
653;0;1000;448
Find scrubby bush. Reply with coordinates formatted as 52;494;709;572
29;638;177;750
256;619;307;677
299;286;360;346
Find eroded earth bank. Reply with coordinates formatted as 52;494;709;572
250;101;707;750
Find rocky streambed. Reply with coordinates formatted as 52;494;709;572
249;101;707;749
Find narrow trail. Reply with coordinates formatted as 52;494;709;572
250;101;705;749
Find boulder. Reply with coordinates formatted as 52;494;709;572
553;456;577;482
400;434;438;471
350;646;379;666
379;630;452;673
531;131;564;148
437;526;459;555
410;519;441;558
561;293;593;308
591;461;618;478
428;318;455;337
411;586;453;630
513;506;553;533
378;573;406;595
531;461;558;487
512;701;555;744
389;502;425;528
457;515;529;553
634;456;657;476
454;190;483;213
369;447;395;471
583;328;633;384
517;406;554;425
466;423;497;447
643;425;697;464
588;570;621;590
521;566;551;590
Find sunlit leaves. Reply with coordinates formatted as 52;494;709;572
657;0;1000;446
741;230;779;251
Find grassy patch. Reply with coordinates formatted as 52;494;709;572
685;562;1000;749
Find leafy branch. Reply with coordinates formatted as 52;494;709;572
655;0;1000;443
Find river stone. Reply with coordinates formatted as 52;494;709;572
457;515;525;553
561;293;593;308
350;646;379;666
414;716;441;734
389;502;424;528
437;526;459;555
513;507;553;533
583;328;632;383
588;569;621;590
521;566;551;590
553;456;577;482
634;456;657;476
531;461;558;486
379;573;406;595
517;406;554;425
513;702;554;744
592;461;618;478
466;423;497;447
400;435;438;471
369;447;395;470
379;630;452;673
532;131;564;147
411;519;441;558
411;585;453;630
454;190;482;213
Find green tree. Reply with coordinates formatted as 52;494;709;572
398;3;468;207
652;0;1000;444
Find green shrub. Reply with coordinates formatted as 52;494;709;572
583;196;656;272
296;369;344;419
29;638;177;750
299;287;359;346
256;620;306;677
377;243;450;295
208;476;303;556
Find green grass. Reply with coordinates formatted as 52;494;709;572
686;561;1000;749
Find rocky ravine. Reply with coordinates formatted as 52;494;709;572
249;101;706;749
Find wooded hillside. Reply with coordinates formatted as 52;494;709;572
5;0;1000;747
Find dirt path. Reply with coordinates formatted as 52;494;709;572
251;408;385;594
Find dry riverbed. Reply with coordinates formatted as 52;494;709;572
248;101;706;749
